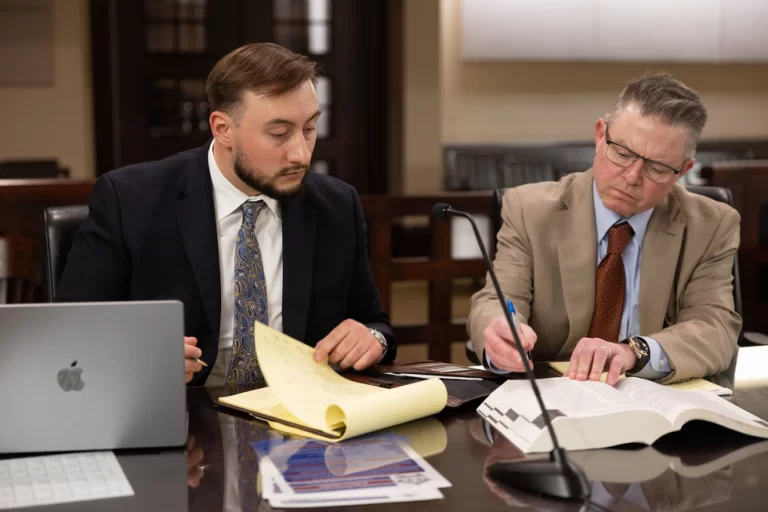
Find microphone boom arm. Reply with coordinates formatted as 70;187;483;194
449;208;561;452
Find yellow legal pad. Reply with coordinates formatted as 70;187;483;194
218;322;448;442
547;361;732;396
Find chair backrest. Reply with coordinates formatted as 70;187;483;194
492;185;742;317
0;236;39;303
683;185;742;318
42;205;88;301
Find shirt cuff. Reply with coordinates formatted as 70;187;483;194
630;337;671;380
483;350;511;375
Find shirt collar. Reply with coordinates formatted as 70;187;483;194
208;140;281;223
592;181;653;245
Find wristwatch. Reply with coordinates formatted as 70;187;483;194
620;336;650;375
369;328;388;359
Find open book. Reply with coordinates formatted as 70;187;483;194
478;377;768;453
218;322;448;442
547;361;732;396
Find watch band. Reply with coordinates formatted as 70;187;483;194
369;328;388;358
621;336;650;375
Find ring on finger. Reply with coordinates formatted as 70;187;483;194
601;345;613;358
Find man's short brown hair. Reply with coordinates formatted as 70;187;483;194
206;43;319;122
605;72;708;157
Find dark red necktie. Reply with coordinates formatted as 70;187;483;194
587;223;635;341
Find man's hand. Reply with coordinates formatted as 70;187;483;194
184;336;204;384
314;319;384;371
186;435;205;488
565;338;637;386
482;316;538;372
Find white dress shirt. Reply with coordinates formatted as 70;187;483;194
205;140;284;387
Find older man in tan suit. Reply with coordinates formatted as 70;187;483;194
468;73;741;385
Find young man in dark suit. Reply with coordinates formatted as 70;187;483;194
58;43;395;386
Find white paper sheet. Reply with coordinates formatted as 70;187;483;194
255;435;448;507
0;452;133;509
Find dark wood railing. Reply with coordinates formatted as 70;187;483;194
362;194;494;361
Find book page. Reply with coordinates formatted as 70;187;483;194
547;362;732;395
479;378;670;452
488;378;650;422
616;378;768;434
252;322;447;440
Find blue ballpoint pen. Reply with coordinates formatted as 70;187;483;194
506;298;532;362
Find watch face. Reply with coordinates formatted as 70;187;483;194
630;337;650;357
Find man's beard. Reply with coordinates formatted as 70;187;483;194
233;149;309;200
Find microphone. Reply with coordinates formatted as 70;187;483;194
432;202;590;500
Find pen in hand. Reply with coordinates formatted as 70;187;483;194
506;299;533;362
192;357;208;367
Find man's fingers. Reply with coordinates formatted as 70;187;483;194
187;448;204;470
184;343;202;360
519;323;538;347
485;331;525;371
326;334;357;365
337;339;368;369
589;346;610;381
490;318;534;351
575;346;596;381
606;356;625;386
185;372;194;384
314;325;348;362
352;345;382;371
188;468;203;488
184;336;198;346
185;359;202;374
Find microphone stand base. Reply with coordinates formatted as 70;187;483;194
487;448;591;500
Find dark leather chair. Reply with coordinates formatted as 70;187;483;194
42;205;88;301
466;184;747;365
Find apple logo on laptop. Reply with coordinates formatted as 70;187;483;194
57;361;85;392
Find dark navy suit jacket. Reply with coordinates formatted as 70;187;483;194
57;142;395;385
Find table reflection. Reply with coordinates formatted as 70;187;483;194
181;351;768;512
469;416;767;511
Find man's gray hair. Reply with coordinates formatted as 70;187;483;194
604;72;708;158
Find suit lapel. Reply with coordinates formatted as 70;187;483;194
639;189;684;334
281;193;317;341
556;171;598;358
176;143;221;347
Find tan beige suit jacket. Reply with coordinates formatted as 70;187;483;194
468;169;741;383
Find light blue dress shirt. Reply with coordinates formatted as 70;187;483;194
483;182;671;380
592;182;670;380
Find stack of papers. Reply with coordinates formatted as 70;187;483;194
0;452;133;510
218;322;447;441
252;434;450;508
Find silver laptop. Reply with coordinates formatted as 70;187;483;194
0;301;187;453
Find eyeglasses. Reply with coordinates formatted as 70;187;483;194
605;126;687;184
